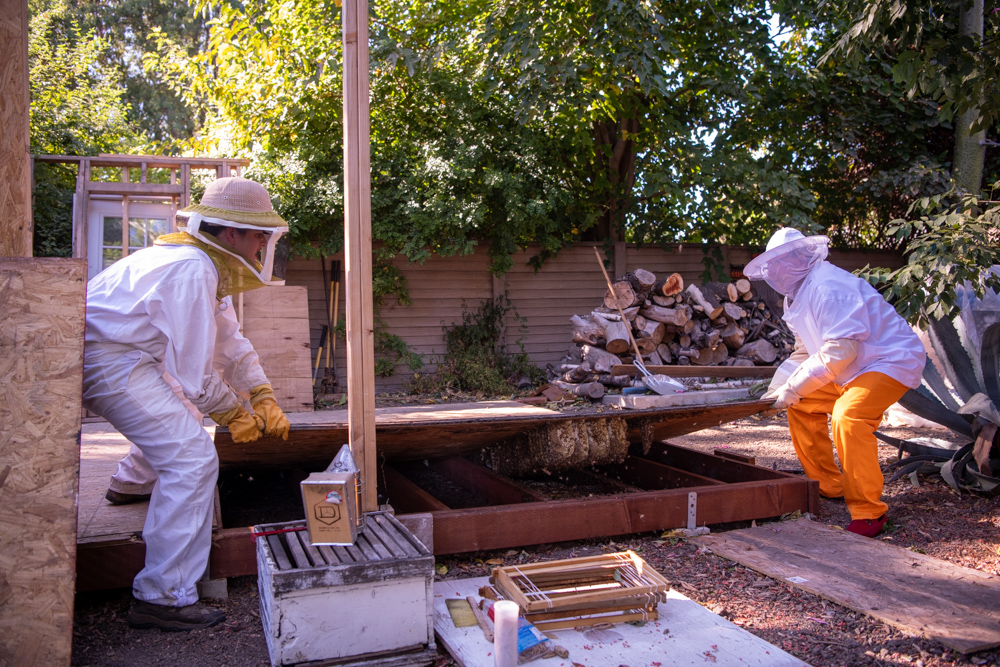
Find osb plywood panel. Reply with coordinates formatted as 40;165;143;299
0;0;32;257
0;257;87;666
242;286;313;412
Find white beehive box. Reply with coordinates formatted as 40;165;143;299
256;511;436;666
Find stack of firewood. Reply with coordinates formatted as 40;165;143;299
549;269;795;397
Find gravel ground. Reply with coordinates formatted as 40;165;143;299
72;410;1000;667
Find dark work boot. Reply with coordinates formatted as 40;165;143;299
105;489;151;505
127;598;226;631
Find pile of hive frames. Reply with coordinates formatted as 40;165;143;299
487;550;670;631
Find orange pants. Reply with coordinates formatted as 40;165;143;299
786;371;908;520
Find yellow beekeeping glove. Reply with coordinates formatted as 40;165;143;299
250;384;290;440
210;404;262;444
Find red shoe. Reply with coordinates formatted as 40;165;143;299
846;514;886;538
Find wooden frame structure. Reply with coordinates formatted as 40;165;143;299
76;438;817;590
32;154;250;261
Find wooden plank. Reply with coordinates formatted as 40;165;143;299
0;258;86;664
423;475;814;554
214;399;771;469
612;365;777;378
645;442;794;485
381;466;450;512
429;458;548;504
84;181;184;196
342;0;378;513
0;0;32;257
693;518;1000;654
242;286;313;413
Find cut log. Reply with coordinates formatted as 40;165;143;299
735;278;752;296
604;281;636;311
732;358;755;367
692;328;721;350
581;344;622;374
726;283;739;302
648;351;663;366
551;380;605;399
652;273;684;297
722;302;746;321
570;314;605;346
603;320;631;355
639;304;691;327
736;339;778;364
685;284;724;319
635;319;665;345
656;343;673;364
596;374;632;388
721;323;746;350
691;344;729;366
621;268;657;294
651;295;675;307
636;338;658;355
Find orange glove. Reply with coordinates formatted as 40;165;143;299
209;404;262;444
249;384;290;440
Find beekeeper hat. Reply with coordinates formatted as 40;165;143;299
743;228;829;280
743;228;830;297
175;177;290;285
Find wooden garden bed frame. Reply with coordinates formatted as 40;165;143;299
77;440;816;590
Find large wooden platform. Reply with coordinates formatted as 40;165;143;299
76;400;816;592
213;397;773;468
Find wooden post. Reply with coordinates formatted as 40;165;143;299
342;0;378;513
0;0;32;257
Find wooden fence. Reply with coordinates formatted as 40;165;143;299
286;242;906;393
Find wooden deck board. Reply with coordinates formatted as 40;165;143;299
692;518;1000;654
79;422;221;544
215;399;772;468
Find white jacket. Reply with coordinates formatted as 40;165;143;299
85;244;269;415
783;262;926;389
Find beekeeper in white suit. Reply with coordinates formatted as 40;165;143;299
83;177;291;630
744;228;925;538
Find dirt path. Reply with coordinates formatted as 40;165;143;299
72;413;999;667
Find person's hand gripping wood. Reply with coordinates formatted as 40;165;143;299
250;384;291;440
209;404;263;444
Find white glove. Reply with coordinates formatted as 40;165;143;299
784;338;859;399
767;384;801;410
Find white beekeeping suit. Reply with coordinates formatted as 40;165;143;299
83;177;291;631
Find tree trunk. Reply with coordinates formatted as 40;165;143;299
685;284;724;319
955;0;986;194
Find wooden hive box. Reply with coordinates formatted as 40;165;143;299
256;511;436;666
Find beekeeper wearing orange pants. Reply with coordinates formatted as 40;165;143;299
744;229;926;537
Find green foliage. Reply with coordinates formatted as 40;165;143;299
856;183;1000;326
28;3;143;256
374;329;424;377
411;295;543;395
824;0;1000;133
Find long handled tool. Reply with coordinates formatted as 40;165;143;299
593;247;684;395
328;259;340;389
313;324;329;387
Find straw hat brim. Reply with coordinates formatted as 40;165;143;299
177;203;286;228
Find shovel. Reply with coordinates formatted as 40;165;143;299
593;248;685;395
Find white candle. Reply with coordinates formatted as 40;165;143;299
493;600;519;667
